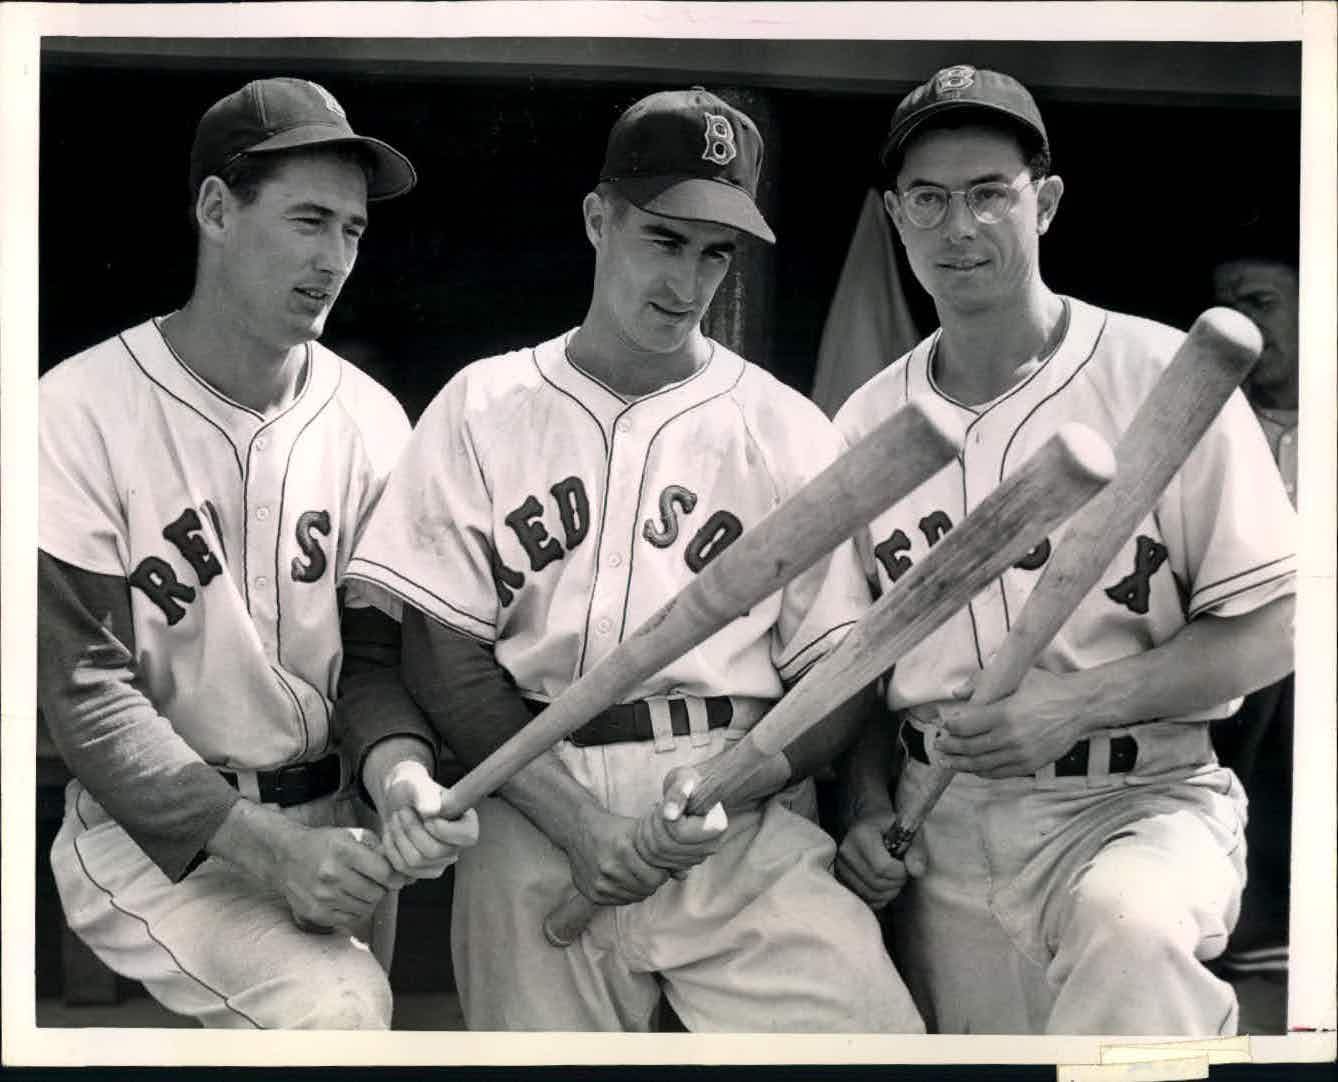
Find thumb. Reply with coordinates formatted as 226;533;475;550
661;766;701;821
346;826;380;849
902;833;929;878
951;677;975;701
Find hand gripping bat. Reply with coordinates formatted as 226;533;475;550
544;421;1118;946
882;306;1264;859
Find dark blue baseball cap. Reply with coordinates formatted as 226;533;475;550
881;65;1049;175
600;87;775;244
189;77;417;201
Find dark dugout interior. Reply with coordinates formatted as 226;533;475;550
39;39;1300;420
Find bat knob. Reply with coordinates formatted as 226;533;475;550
1196;307;1265;373
1051;423;1117;490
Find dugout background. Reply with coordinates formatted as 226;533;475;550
38;38;1300;420
33;36;1302;1005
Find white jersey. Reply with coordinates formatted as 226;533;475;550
39;317;411;770
834;296;1296;719
347;330;869;705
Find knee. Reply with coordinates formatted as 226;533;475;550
1063;861;1198;961
289;949;393;1030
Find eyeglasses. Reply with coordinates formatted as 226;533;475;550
892;174;1038;229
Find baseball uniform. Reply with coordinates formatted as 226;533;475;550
40;318;412;1028
346;330;924;1032
835;296;1297;1034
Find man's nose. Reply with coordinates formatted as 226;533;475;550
942;191;977;240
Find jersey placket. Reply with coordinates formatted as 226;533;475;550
242;424;285;662
579;409;642;672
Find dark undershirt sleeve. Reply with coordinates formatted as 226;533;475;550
779;683;879;784
399;605;532;783
335;601;438;804
36;550;241;882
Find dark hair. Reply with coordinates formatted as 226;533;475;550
594;181;632;224
188;144;375;228
883;111;1051;191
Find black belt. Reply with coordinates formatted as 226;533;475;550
219;752;342;807
900;722;1138;777
523;697;735;747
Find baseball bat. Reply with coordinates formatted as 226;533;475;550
882;306;1264;859
544;421;1118;946
436;398;963;820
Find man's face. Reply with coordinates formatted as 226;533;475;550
590;196;738;356
888;125;1059;317
217;150;368;352
1212;259;1299;397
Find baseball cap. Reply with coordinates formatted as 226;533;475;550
599;87;775;244
189;77;417;201
880;65;1048;174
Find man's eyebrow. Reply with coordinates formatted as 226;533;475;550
287;201;368;230
641;222;690;243
902;171;1013;188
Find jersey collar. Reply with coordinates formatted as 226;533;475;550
120;318;341;451
532;329;745;437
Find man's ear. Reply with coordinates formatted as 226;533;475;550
1036;174;1064;236
582;190;608;250
881;188;912;243
195;176;229;240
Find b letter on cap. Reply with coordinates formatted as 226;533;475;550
935;65;976;93
307;80;347;120
702;114;738;166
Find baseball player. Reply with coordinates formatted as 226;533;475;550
833;66;1297;1034
346;88;922;1033
38;77;476;1030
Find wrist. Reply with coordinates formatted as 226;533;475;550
206;799;299;887
362;736;435;814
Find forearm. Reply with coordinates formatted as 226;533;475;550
782;684;877;783
839;710;898;828
337;601;438;807
1066;595;1295;736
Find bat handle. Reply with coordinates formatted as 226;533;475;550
543;890;600;948
882;763;955;859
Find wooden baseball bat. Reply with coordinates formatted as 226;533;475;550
544;421;1118;946
436;398;963;820
882;306;1264;859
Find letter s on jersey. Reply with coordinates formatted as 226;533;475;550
292;510;332;583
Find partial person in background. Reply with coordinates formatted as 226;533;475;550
39;77;475;1030
1208;246;1300;980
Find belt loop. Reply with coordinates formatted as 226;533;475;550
1087;732;1112;786
1034;760;1057;785
685;697;713;747
234;770;262;803
646;698;677;753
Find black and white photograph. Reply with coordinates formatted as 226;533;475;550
2;1;1334;1071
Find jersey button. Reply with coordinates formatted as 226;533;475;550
256;506;270;522
255;575;269;589
608;553;623;567
255;436;268;452
596;617;612;635
616;419;631;434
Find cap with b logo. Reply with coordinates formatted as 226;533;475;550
599;87;775;243
880;65;1049;174
189;77;417;201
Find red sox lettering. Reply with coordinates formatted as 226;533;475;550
130;503;333;623
870;508;1164;616
489;476;741;607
